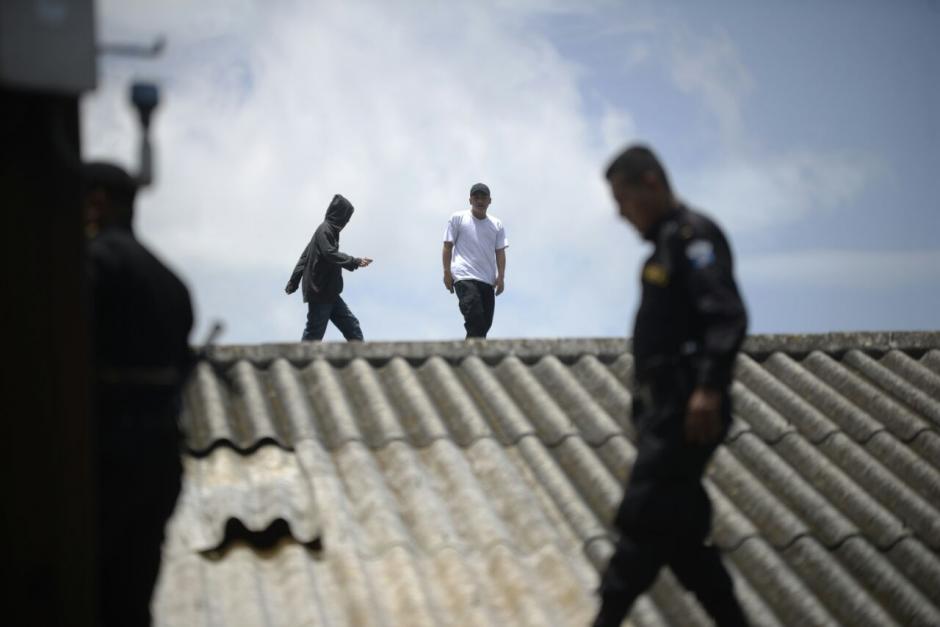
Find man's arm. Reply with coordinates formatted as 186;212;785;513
318;229;362;270
495;247;506;295
285;242;309;294
682;227;747;444
442;241;454;292
686;232;747;390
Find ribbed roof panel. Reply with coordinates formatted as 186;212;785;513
156;333;940;626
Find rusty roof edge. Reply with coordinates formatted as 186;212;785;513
202;331;940;366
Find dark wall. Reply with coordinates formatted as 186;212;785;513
0;88;96;627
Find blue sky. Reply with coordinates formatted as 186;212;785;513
83;0;939;344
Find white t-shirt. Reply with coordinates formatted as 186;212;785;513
443;210;508;285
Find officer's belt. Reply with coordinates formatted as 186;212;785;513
635;355;691;381
633;357;694;412
635;341;700;379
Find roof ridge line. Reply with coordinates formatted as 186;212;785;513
200;331;940;365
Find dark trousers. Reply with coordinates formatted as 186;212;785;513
454;279;495;338
98;400;182;627
594;371;748;627
303;296;363;341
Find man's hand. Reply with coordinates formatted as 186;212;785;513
495;276;505;295
358;257;373;268
443;271;454;293
685;387;722;445
285;283;297;295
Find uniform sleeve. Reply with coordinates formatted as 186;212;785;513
444;215;457;243
683;229;748;389
496;222;507;249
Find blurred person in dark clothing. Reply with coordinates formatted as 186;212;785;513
593;145;750;627
285;194;372;341
83;161;194;627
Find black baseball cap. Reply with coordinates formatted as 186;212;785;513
469;182;490;196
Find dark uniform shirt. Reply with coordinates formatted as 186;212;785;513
633;204;747;390
596;203;752;627
87;226;194;389
86;224;194;627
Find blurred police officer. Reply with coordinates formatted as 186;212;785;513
593;145;749;627
83;162;194;627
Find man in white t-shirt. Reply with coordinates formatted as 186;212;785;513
442;182;508;338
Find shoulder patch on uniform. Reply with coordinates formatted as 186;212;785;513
643;262;669;286
685;239;715;269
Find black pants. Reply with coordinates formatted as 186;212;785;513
303;296;363;341
594;372;748;627
97;399;182;627
454;279;495;338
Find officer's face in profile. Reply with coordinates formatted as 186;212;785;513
611;176;650;233
610;171;668;236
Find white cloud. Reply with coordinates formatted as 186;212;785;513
667;28;754;149
83;0;638;343
82;1;908;344
683;150;876;233
599;105;638;155
591;21;878;237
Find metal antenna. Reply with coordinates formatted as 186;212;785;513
96;34;168;188
98;35;166;59
129;82;160;188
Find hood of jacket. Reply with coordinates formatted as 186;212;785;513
324;194;355;230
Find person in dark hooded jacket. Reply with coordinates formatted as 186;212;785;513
285;194;372;341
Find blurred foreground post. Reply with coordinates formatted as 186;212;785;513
1;1;97;625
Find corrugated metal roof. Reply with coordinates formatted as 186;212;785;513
154;333;940;627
